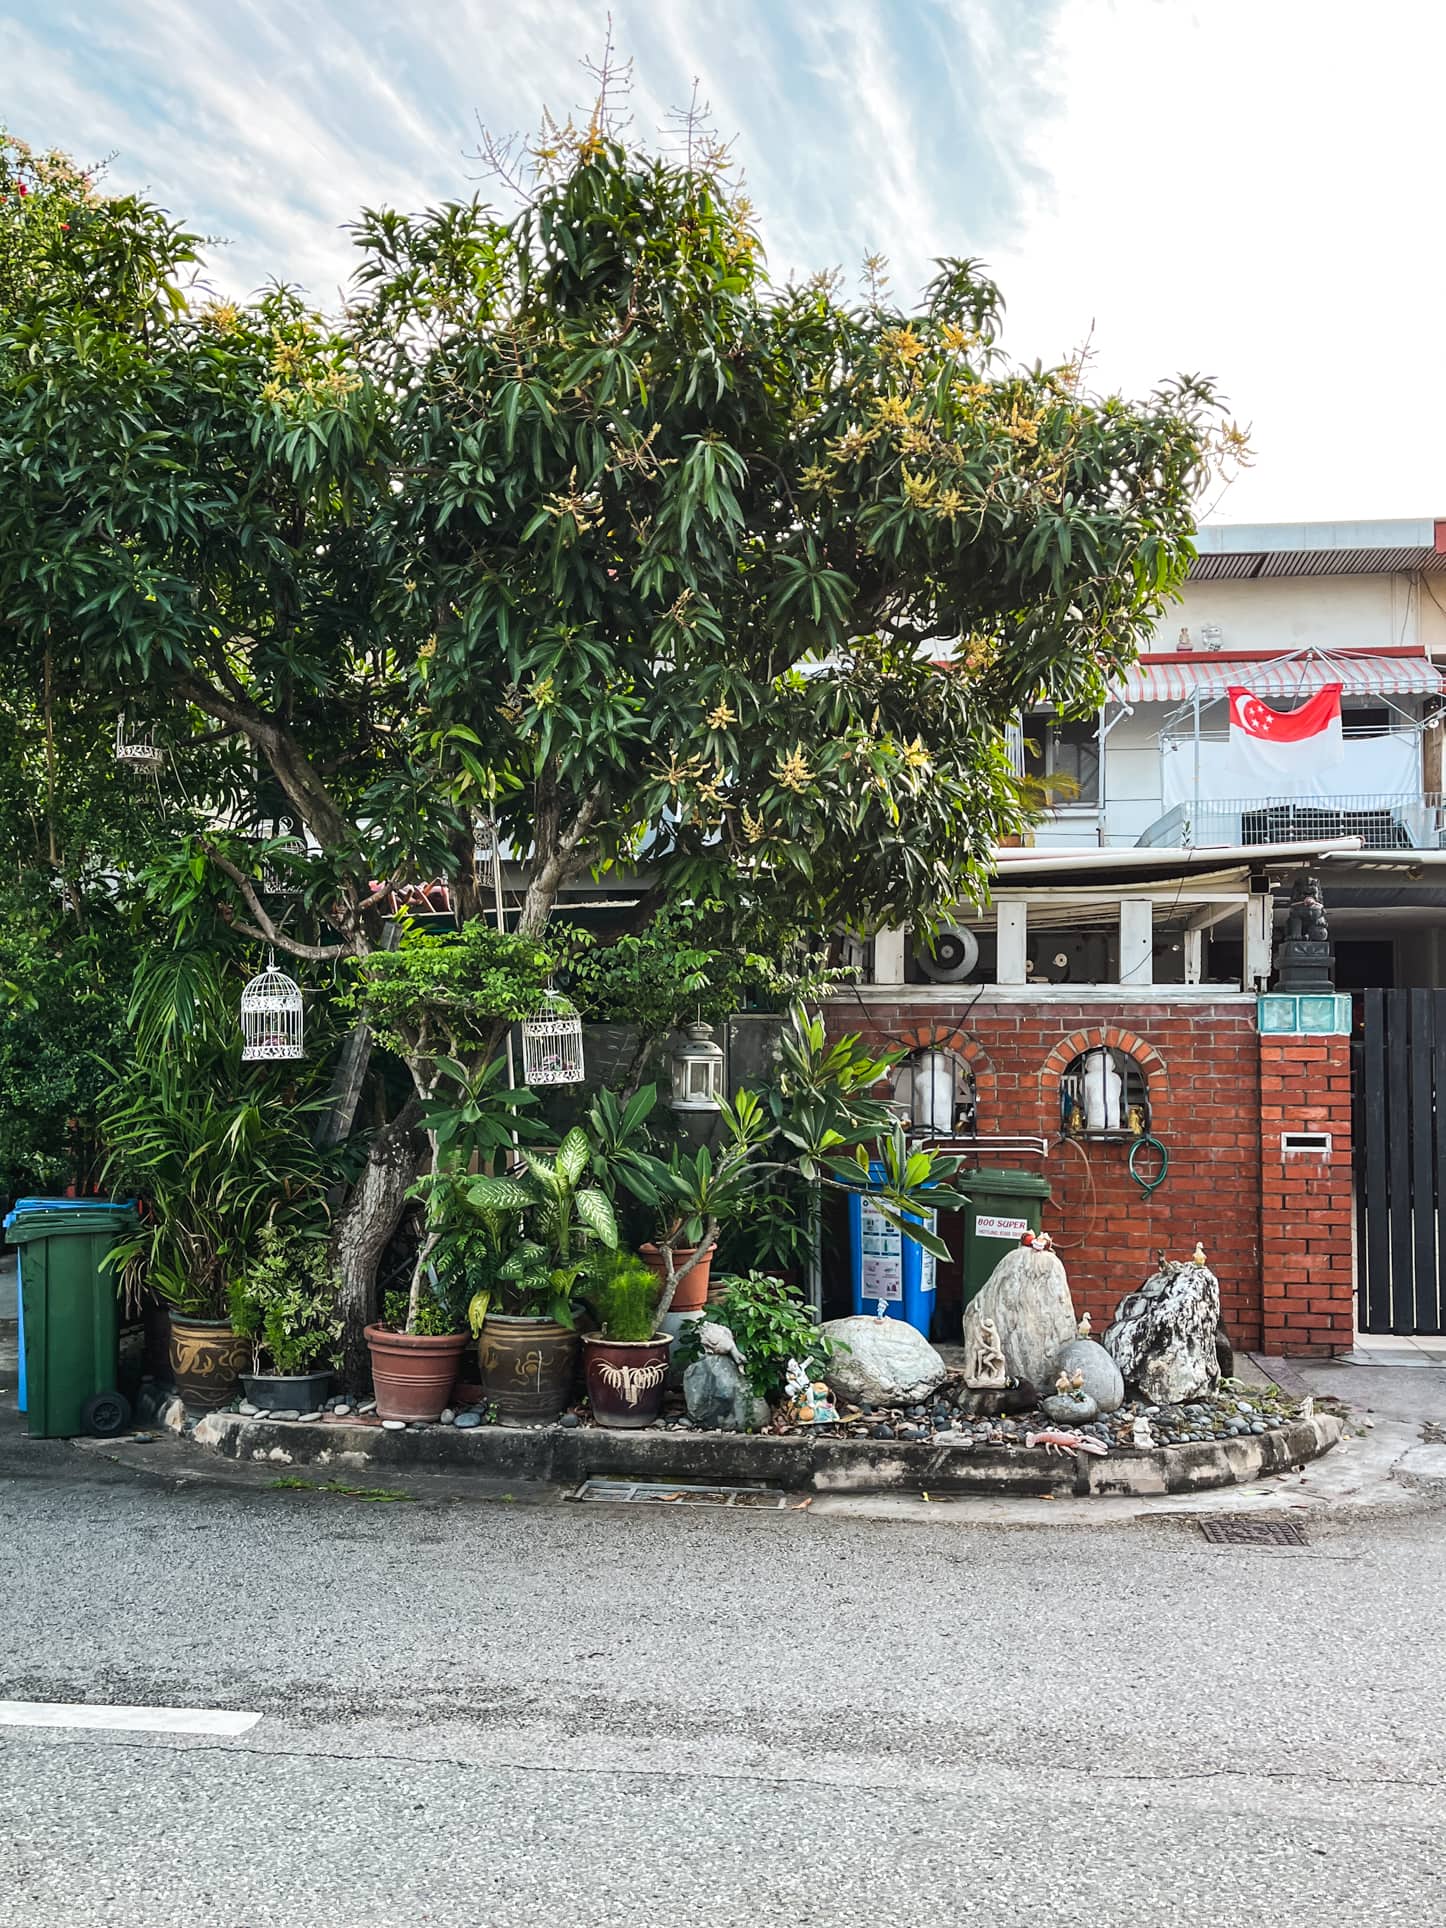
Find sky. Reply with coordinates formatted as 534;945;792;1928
2;0;1441;526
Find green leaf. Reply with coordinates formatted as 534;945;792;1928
555;1125;590;1186
463;1174;534;1212
574;1187;618;1250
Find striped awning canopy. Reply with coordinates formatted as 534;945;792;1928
1114;652;1444;705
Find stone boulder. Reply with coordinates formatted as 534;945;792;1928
683;1354;768;1432
961;1245;1077;1391
1042;1389;1098;1425
1053;1337;1125;1415
818;1316;947;1407
1104;1258;1222;1405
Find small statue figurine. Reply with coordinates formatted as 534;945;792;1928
1131;1413;1155;1450
1284;870;1329;943
965;1317;1008;1390
784;1357;839;1427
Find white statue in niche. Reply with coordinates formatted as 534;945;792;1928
965;1317;1008;1390
1081;1048;1123;1133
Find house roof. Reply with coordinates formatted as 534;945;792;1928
1113;648;1443;704
1188;518;1446;580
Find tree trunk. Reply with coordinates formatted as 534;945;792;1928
333;1095;425;1392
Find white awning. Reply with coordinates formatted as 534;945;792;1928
1114;652;1443;704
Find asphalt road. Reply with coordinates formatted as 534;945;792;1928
2;1427;1445;1927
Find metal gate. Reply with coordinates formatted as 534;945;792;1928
1355;988;1446;1334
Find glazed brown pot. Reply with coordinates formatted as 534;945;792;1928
365;1325;468;1423
583;1333;672;1430
640;1242;713;1315
478;1314;579;1424
168;1315;250;1411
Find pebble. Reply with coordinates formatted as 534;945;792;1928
237;1401;258;1416
872;1424;894;1441
381;1418;406;1431
860;1402;875;1415
1250;1419;1268;1434
333;1403;352;1416
452;1412;480;1429
900;1424;924;1440
440;1408;455;1425
270;1408;300;1422
359;1400;377;1414
298;1411;321;1423
558;1413;580;1429
1236;1400;1254;1413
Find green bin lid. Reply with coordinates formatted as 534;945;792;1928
959;1166;1052;1199
7;1209;137;1243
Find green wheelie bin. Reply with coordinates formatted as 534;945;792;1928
957;1167;1052;1316
7;1202;138;1438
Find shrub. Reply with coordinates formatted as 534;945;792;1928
680;1270;839;1404
587;1251;663;1344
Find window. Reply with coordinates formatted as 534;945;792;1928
1023;715;1100;807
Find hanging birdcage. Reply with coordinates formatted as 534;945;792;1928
114;714;166;771
240;952;305;1062
259;822;303;898
521;991;584;1087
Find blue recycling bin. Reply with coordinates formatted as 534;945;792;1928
848;1162;938;1336
5;1196;135;1413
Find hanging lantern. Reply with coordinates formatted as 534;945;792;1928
521;991;584;1087
114;714;166;771
670;1019;726;1112
240;952;305;1062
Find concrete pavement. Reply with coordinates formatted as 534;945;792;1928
3;1359;1446;1926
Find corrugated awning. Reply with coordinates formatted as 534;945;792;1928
1113;653;1443;704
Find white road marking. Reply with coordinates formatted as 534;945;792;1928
0;1700;261;1737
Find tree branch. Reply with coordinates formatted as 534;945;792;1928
519;782;607;935
205;842;349;960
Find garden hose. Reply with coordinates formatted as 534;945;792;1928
1128;1133;1169;1198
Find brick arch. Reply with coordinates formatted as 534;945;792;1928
891;1020;997;1118
1039;1025;1168;1098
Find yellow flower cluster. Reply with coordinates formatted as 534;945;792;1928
706;699;737;730
772;746;813;793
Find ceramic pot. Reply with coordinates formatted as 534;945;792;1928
364;1326;467;1423
168;1315;250;1411
583;1333;672;1430
240;1369;333;1414
478;1314;579;1424
639;1242;713;1315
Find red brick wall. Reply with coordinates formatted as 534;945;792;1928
1258;1036;1355;1355
821;993;1349;1356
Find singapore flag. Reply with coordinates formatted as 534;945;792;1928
1227;684;1344;792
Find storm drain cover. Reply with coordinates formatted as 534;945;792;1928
571;1479;790;1508
1198;1515;1308;1545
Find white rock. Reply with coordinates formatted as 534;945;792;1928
818;1316;947;1406
358;1400;377;1414
440;1408;455;1425
961;1245;1077;1391
160;1396;188;1435
381;1418;406;1431
1104;1259;1221;1405
192;1413;226;1447
298;1411;321;1423
237;1401;258;1417
1053;1338;1125;1414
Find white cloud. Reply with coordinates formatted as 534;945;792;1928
5;0;1440;521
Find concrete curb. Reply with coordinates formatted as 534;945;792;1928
192;1408;1343;1498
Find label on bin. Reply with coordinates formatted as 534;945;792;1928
859;1197;903;1300
975;1213;1029;1241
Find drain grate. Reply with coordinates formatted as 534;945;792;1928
571;1478;791;1508
1199;1515;1308;1546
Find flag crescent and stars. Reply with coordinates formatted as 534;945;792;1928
1227;683;1343;743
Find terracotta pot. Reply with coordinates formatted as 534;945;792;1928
640;1242;713;1315
583;1333;672;1430
364;1325;468;1423
168;1315;250;1411
478;1314;579;1424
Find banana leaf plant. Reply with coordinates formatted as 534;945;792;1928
457;1126;618;1332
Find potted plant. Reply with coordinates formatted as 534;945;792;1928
365;1277;470;1423
456;1127;617;1423
582;1251;670;1429
228;1225;343;1412
101;956;337;1411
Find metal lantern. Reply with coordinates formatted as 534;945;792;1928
114;714;166;771
240;952;305;1062
670;1019;726;1112
521;991;584;1087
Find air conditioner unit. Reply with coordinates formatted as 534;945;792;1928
914;925;980;983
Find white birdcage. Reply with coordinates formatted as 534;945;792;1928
259;821;303;897
114;714;166;771
240;952;305;1062
521;991;584;1087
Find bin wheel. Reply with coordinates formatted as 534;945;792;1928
81;1389;132;1437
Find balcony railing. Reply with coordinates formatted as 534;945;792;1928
1136;794;1446;851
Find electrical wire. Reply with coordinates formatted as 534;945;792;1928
1042;1132;1097;1250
